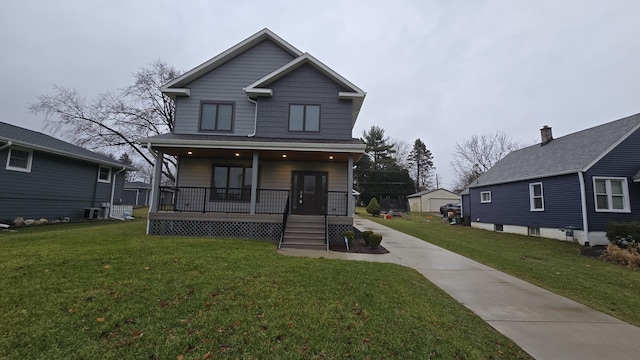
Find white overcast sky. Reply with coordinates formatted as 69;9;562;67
2;0;640;189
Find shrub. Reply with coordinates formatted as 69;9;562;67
605;222;640;252
362;230;374;246
602;244;640;269
369;233;383;249
366;198;380;216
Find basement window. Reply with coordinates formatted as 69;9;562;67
528;227;541;236
494;224;503;232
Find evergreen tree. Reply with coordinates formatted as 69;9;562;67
408;138;434;191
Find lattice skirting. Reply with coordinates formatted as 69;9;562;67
328;224;353;245
149;219;282;240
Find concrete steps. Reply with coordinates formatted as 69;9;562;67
280;215;326;250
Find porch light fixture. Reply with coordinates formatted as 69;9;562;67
235;153;240;157
282;154;287;158
329;156;334;160
187;151;193;155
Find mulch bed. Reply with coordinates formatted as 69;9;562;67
329;236;389;254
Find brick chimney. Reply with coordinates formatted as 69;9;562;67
540;125;553;145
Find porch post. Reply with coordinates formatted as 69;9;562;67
348;154;354;215
250;151;259;215
149;149;164;213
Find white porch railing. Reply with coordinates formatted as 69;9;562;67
110;205;134;220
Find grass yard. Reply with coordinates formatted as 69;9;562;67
0;215;530;359
361;209;640;326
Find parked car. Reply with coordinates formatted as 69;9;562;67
440;203;461;215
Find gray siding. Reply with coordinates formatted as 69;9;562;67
469;173;583;230
173;40;295;135
0;148;126;222
584;128;640;231
255;63;353;140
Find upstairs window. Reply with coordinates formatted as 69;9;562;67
289;104;320;132
200;102;234;131
480;191;491;203
529;182;544;211
593;177;630;212
6;147;33;172
212;166;253;201
98;166;111;183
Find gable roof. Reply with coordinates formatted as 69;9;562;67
244;53;366;125
161;28;302;95
0;122;136;170
407;188;459;198
471;113;640;188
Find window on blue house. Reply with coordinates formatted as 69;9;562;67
289;104;320;132
593;177;629;212
6;147;32;172
480;191;491;203
529;182;544;211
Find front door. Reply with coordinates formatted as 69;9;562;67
291;171;327;215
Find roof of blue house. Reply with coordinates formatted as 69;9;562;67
471;113;640;188
0;122;136;170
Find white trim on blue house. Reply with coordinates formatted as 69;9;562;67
581;121;640;172
6;146;33;173
529;182;544;211
480;191;491;203
592;176;630;213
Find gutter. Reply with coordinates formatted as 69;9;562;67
109;167;127;219
247;96;258;137
0;140;12;151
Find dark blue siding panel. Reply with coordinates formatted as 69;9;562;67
584;128;640;231
469;174;583;229
256;63;353;140
0;149;124;222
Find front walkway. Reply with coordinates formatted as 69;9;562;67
278;215;640;360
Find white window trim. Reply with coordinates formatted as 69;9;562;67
98;166;112;183
529;182;545;211
5;147;33;173
593;176;630;213
480;191;491;203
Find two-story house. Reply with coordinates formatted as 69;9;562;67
140;29;366;250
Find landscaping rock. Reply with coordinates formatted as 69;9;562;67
35;218;49;225
24;219;36;226
13;217;25;227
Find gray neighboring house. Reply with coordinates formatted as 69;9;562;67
463;113;640;245
0;122;136;223
123;181;152;206
139;28;367;250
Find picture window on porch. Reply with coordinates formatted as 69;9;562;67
593;177;630;212
212;166;252;201
289;104;320;132
200;102;234;131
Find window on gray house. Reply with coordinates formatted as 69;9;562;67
212;166;253;201
6;148;32;172
289;104;320;132
200;102;234;131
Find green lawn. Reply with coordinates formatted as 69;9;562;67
0;217;530;359
361;209;640;326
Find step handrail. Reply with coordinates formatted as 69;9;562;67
278;194;290;249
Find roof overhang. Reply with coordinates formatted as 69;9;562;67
469;170;579;188
0;137;136;171
163;88;191;99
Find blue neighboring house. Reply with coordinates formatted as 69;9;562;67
139;28;367;250
0;122;136;223
463;113;640;245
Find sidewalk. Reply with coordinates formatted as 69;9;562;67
278;216;640;360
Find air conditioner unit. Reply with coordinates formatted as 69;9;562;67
84;208;100;219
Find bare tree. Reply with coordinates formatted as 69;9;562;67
30;60;180;183
389;138;411;168
450;131;521;190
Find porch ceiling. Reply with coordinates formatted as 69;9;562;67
157;148;360;162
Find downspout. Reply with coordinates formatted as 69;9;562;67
109;166;127;219
0;140;12;151
247;96;258;137
578;171;590;246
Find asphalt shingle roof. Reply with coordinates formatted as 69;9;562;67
471;113;640;187
0;122;135;169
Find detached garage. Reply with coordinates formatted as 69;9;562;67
407;188;460;213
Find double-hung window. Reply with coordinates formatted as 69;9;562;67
289;104;320;132
212;166;253;201
6;147;32;172
480;191;491;203
529;182;544;211
98;166;111;183
200;102;234;131
593;177;630;212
